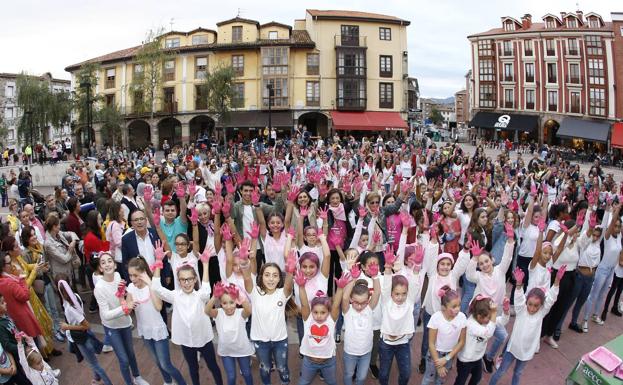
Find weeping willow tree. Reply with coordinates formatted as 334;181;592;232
96;105;123;147
15;73;72;147
197;63;235;149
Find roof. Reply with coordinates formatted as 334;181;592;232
468;21;614;38
216;17;260;27
65;30;315;72
0;72;70;84
306;9;410;26
186;28;217;35
260;21;292;31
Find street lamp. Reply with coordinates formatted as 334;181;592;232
80;80;93;154
266;83;274;133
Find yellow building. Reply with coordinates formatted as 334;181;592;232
65;9;411;149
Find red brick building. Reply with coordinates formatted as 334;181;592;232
468;11;623;151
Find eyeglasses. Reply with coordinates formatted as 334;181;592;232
179;277;196;284
175;242;188;246
368;201;380;205
351;299;370;306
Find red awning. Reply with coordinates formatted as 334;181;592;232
613;123;623;149
330;111;408;131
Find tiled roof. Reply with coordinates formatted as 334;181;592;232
216;17;260;27
306;9;410;25
260;21;292;30
469;21;614;37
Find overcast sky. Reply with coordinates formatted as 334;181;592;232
2;0;620;97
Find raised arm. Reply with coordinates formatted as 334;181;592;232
319;233;331;278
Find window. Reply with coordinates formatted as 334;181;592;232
525;89;535;109
268;31;278;40
545;39;556;56
502;41;513;56
337;78;366;109
586;36;603;55
568;38;579;55
306;53;319;75
133;63;143;78
306;81;320;106
525;63;535;82
504;22;515;31
547;63;557;83
588;59;605;85
504;89;514;108
567;18;578;28
195;57;208;79
5;85;14;98
548;90;557;111
263;78;288;107
165;38;180;48
478;59;494;81
588;18;600;28
479;84;495;108
7;130;14;141
232;83;244;108
380;55;393;77
502;63;513;81
5;107;14;119
546;18;556;29
570;91;581;113
232;26;243;42
195;86;207;110
379;83;394;108
568;63;580;83
105;68;115;89
162;87;175;113
589;88;605;115
524;40;533;56
105;94;115;107
338;50;366;76
478;40;493;56
232;55;244;76
620;26;623;37
262;47;289;75
379;27;391;41
163;60;175;81
133;91;143;113
340;25;359;46
191;35;209;45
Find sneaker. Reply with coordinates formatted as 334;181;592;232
569;323;583;333
52;369;61;378
611;308;623;317
601;311;608;322
102;345;113;353
483;357;494;373
54;331;66;342
319;372;325;382
591;315;604;325
544;336;559;349
419;358;426;374
133;376;150;385
369;365;379;379
582;321;589;333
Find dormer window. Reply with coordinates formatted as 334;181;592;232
191;35;209;45
504;22;515;31
567;18;578;28
268;31;278;40
165;38;180;48
232;26;243;42
546;18;556;29
588;18;600;28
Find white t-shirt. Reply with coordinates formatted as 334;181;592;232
300;316;336;359
601;235;622;270
458;315;508;362
427;311;467;353
293;273;328;307
215;309;254;357
343;305;374;356
262;233;286;271
250;287;290;342
126;284;168;341
62;298;85;343
94;272;132;329
169;252;200;291
527;263;551;293
518;223;540;258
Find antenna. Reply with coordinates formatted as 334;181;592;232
576;1;580;11
169;18;175;31
237;8;243;17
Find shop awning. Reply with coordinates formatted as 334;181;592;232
330;111;408;131
216;111;293;128
612;123;623;149
469;111;538;132
556;118;610;143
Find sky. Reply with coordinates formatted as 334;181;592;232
2;0;620;98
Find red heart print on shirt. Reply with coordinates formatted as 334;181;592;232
310;324;329;343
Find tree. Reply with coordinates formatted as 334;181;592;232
96;105;123;148
198;63;236;147
15;73;72;147
131;28;176;119
430;107;444;125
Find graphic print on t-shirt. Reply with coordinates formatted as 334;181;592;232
310;323;329;343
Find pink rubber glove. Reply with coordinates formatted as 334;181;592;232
504;223;514;239
318;206;328;220
221;223;233;241
334;272;352;289
251;188;261;206
247;222;260;240
189;207;199;226
294;269;307;287
513;267;525;285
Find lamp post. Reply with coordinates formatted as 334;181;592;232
80;80;92;155
266;83;274;132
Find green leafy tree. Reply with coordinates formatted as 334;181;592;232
131;28;176;119
73;62;101;147
96;105;123;148
430;107;444;125
198;63;235;147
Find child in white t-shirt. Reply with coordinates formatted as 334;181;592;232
422;286;467;385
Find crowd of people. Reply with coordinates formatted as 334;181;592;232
0;134;621;385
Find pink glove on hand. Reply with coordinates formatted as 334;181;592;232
334;272;352;289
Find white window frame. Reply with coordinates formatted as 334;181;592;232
525;89;535;109
268;31;278;40
165;38;180;48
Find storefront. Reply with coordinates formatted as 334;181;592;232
468;112;539;142
216;111;293;141
330;111;408;138
556;117;610;153
610;122;623;164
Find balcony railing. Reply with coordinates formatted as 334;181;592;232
548;104;557;112
567;104;581;114
504;101;514;108
547;76;558;84
503;75;514;82
526;102;535;109
567;49;579;56
566;75;582;84
337;66;367;77
525;75;535;83
262;97;289;109
335;35;367;47
105;79;115;89
336;97;366;110
524;49;533;56
546;49;556;56
499;48;514;56
161;101;178;114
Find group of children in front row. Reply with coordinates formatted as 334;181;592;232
39;212;568;385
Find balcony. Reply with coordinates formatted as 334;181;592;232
526;102;535;109
525;75;535;83
105;79;115;89
335;34;367;47
504;101;514;108
548;104;557;112
160;101;178;115
546;49;556;56
524;49;533;56
503;75;514;82
567;49;579;56
262;97;289;109
566;104;581;114
336;97;366;111
547;76;558;84
499;48;514;57
566;75;583;84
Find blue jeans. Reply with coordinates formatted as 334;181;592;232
76;336;113;385
422;350;453;385
343;351;371;385
485;323;508;361
43;283;61;333
583;266;613;321
413;302;422;334
299;356;337;385
570;271;595;325
379;340;411;385
460;275;476;314
420;310;432;360
104;326;140;385
180;341;223;385
488;351;527;385
253;339;289;385
143;338;187;385
222;356;253;385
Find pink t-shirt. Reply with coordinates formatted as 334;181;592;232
386;214;402;251
328;219;347;250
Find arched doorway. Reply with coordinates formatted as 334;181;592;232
543;119;560;145
158;117;182;148
298;112;329;137
189;115;215;144
128;120;151;150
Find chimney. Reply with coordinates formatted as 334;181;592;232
521;14;532;29
576;10;583;23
